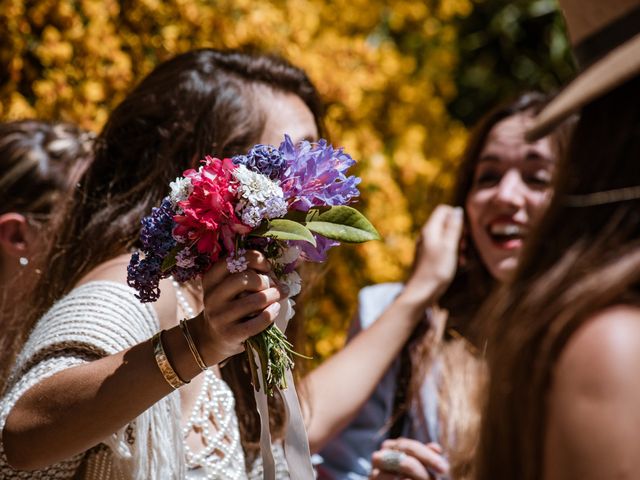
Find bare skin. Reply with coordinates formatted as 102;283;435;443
544;305;640;480
305;205;464;452
2;251;284;470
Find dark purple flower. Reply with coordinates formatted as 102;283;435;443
127;252;163;302
127;197;177;302
232;144;286;180
278;135;361;211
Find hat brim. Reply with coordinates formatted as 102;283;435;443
526;32;640;141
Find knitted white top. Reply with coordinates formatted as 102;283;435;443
0;281;252;479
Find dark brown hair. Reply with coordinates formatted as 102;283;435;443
2;50;325;453
475;75;640;480
0;120;92;218
390;92;574;477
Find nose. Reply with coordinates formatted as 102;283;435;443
494;169;525;208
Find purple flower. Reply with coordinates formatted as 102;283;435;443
127;197;177;302
233;144;286;180
292;234;340;262
278;135;361;211
140;197;177;255
127;252;163;302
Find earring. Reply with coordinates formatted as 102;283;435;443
19;257;29;267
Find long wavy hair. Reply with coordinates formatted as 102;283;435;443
474;75;640;480
389;92;575;478
1;49;325;455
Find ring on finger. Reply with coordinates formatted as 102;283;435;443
379;449;406;473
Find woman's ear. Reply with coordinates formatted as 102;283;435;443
0;213;32;259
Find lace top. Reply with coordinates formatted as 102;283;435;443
0;281;251;479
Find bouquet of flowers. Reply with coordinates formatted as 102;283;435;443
127;135;379;395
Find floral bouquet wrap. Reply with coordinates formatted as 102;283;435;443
127;135;378;478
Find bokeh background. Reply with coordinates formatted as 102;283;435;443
0;0;576;362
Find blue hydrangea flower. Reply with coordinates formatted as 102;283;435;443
233;144;286;180
278;135;361;211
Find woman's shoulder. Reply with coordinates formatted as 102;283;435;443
545;307;640;477
554;304;640;392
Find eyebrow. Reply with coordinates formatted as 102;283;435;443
478;150;554;164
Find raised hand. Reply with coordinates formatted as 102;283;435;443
403;205;464;308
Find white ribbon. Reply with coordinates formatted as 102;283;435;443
251;299;315;479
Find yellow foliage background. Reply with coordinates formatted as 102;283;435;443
0;0;470;361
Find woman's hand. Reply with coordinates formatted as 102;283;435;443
402;205;464;308
191;250;287;365
370;439;449;480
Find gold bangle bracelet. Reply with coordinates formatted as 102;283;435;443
179;319;208;371
152;331;188;389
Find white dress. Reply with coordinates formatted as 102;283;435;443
0;281;285;479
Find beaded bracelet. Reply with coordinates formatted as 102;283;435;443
152;331;189;389
179;319;208;371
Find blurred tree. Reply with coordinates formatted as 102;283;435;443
448;0;576;125
0;0;572;363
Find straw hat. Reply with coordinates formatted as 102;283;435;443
527;0;640;140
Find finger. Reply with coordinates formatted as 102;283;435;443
208;270;272;302
202;257;233;292
384;438;450;475
244;250;272;273
369;469;400;480
225;288;284;320
422;204;453;238
371;449;430;480
441;207;464;246
233;301;281;339
426;443;443;454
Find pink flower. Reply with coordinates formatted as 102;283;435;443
173;156;250;261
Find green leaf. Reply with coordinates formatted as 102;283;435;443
161;245;181;272
305;206;380;243
257;219;317;246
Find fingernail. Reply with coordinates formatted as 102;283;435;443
269;302;281;316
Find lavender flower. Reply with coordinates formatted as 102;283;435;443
279;135;361;211
233;144;286;180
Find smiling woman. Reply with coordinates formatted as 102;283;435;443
466;112;556;282
316;91;575;480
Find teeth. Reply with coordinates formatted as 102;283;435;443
490;223;524;236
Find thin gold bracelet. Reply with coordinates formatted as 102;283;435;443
179;319;208;371
152;331;188;389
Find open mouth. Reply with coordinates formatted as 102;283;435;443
487;222;528;249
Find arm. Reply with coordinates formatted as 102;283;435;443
305;205;464;452
544;305;640;480
2;251;283;470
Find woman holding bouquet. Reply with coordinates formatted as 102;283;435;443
0;48;455;480
0;49;322;479
317;92;574;480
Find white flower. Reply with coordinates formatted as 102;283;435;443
175;248;196;269
281;270;302;297
169;177;193;209
241;206;264;227
226;249;248;273
274;245;301;266
233;164;284;206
